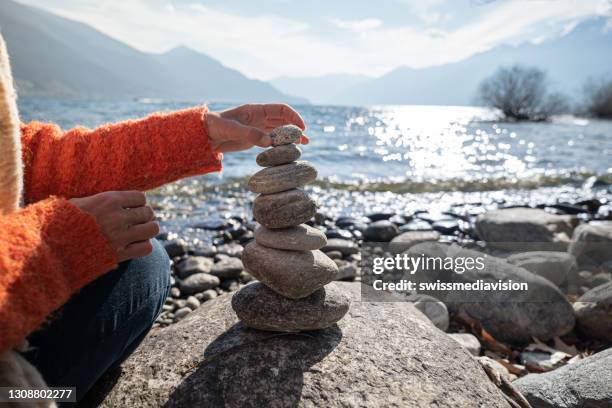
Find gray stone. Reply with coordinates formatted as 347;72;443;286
333;260;357;281
404;294;449;331
200;289;218;301
89;282;511;408
363;220;400;242
389;230;440;254
574;281;612;342
179;273;220;295
256;144;301;167
254;224;327;251
569;222;612;265
176;256;214;279
322;238;359;256
210;258;243;279
514;348;612;408
506;251;578;287
253;189;316;229
449;333;481;356
270;124;302;146
174;307;192;320
405;242;575;344
232;282;350;332
186;296;200;311
242;242;337;299
475;208;574;251
248;161;317;195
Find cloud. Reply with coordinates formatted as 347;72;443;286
18;0;607;79
328;17;383;31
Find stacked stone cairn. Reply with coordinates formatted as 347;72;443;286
231;125;351;332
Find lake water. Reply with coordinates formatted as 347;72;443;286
18;98;611;193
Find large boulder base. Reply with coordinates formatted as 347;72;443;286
88;282;511;408
514;347;612;408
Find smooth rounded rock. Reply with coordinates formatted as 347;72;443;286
231;282;350;332
242;242;337;298
253;189;316;229
176;256;214;279
506;251;578;287
270;124;302;146
574;281;612;342
389;230;440;254
248;161;317;195
254;224;327;250
179;273;220;295
256;144;301;167
210;257;243;279
363;220;400;242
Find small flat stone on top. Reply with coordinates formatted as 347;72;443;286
270;125;302;146
248;161;317;195
254;224;327;251
231;281;350;332
257;144;301;167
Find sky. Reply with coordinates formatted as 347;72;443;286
17;0;612;80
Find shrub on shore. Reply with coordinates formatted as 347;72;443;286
583;77;612;119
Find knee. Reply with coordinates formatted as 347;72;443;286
121;239;171;305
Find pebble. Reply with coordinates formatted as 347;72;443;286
253;189;316;229
574;281;612;342
326;250;343;260
269;124;302;146
256;144;301;167
242;242;337;299
186;296;200;310
363;220;400;242
254;224;327;251
200;289;218;301
248;161;317;194
210;257;244;279
179;273;220;295
164;240;188;258
389;230;440;254
231;281;350;332
321;238;359;256
170;287;181;298
448;333;481;356
174;307;191;320
399;219;432;232
333;260;358;281
176;256;214;279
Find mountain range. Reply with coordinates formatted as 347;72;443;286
2;0;611;106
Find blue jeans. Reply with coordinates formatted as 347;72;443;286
22;239;170;403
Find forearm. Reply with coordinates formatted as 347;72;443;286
21;107;223;203
0;198;117;353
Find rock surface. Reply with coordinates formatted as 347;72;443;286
405;242;576;344
179;273;220;295
254;224;327;251
242;242;337;299
88;282;511;408
322;238;359;255
256;144;301;167
363;220;400;242
270;124;302;146
506;251;578;286
210;258;244;280
448;333;481;356
403;294;450;331
231;282;350;332
176;256;213;279
475;208;574;250
253;189;316;229
389;230;441;253
514;348;612;408
574;281;612;342
248;161;317;195
569;222;612;265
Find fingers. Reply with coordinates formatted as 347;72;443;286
262;104;306;130
117;240;154;262
115;191;147;208
220;103;306;131
124;206;155;224
223;119;271;147
124;221;160;243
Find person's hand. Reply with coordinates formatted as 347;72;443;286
207;103;309;153
70;191;159;262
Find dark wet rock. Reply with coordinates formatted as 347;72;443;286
241;242;337;299
405;242;576;344
179;273;220;295
506;251;578;287
574;281;612;342
253;189;316;229
176;256;214;279
254;224;327;251
89;282;511;408
514;348;612;408
256;144;302;167
164;240;188;258
389;214;409;225
232;282;350;332
475;208;575;251
335;216;370;229
432;219;460;234
248;161;317;195
399;219;432;232
363;220;400;242
366;212;395;222
569;222;612;265
324;228;353;240
270;124;302;146
210;258;244;280
192;216;233;230
322;238;359;256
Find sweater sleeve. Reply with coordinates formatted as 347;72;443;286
0;198;117;354
20;106;223;203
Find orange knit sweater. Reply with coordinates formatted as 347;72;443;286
0;106;222;353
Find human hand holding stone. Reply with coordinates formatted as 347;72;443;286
207;103;309;153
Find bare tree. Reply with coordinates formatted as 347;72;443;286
583;77;612;119
478;65;568;121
